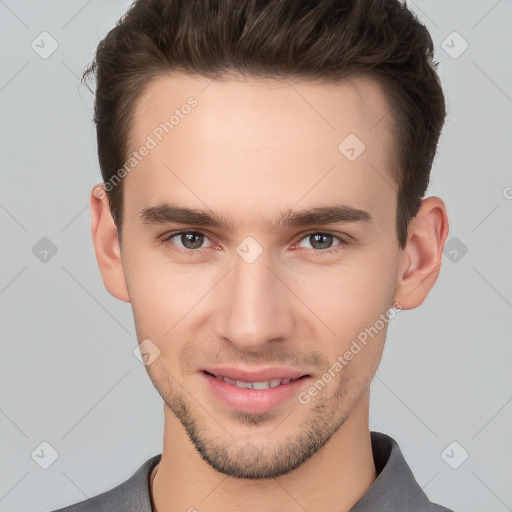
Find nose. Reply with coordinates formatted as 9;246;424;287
213;250;295;352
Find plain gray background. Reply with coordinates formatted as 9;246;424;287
1;1;511;511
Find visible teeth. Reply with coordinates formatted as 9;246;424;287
252;381;271;390
236;380;253;389
219;376;295;389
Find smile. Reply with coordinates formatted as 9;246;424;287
207;371;302;389
202;370;311;414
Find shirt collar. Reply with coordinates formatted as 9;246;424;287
350;431;439;510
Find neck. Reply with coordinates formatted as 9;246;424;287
151;390;376;512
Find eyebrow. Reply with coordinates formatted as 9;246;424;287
139;202;373;231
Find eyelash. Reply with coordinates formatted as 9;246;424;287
159;230;349;257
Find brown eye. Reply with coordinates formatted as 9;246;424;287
294;232;348;254
299;233;343;251
308;233;335;250
179;232;204;249
162;231;213;252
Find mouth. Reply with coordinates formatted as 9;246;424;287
203;370;308;389
201;369;311;415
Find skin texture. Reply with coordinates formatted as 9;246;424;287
90;73;449;512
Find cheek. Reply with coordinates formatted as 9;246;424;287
125;249;220;336
295;254;396;331
287;249;398;373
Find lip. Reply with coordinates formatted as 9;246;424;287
201;370;311;415
202;366;309;382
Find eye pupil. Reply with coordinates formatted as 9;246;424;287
310;233;333;250
182;232;203;249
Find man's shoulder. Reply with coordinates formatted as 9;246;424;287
352;431;458;512
430;505;458;512
47;453;162;512
404;491;457;512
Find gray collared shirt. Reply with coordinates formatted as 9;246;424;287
49;431;456;511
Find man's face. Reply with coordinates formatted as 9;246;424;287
120;73;401;478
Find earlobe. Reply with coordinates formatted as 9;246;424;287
90;184;130;303
393;196;449;310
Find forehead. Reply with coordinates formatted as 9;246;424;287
123;72;397;232
131;72;393;148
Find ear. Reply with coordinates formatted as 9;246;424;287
90;184;130;303
392;196;449;310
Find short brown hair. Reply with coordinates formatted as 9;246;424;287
82;0;446;249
